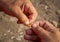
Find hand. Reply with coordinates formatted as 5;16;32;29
0;0;38;25
24;20;60;42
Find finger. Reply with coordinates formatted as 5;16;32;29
12;6;29;25
32;23;49;37
24;34;37;41
26;29;35;35
39;20;57;33
24;2;38;23
28;5;38;23
32;21;40;28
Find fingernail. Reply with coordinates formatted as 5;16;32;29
32;23;37;28
24;20;29;25
32;22;40;28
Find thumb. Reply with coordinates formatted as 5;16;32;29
31;22;49;37
12;6;29;25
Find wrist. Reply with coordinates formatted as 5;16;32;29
0;0;16;11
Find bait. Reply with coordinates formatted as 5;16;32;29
27;23;32;28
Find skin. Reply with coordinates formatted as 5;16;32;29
24;20;60;42
0;0;38;25
0;0;60;42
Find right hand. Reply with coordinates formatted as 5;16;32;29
24;20;60;42
0;0;38;25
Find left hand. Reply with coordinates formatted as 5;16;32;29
24;20;60;42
